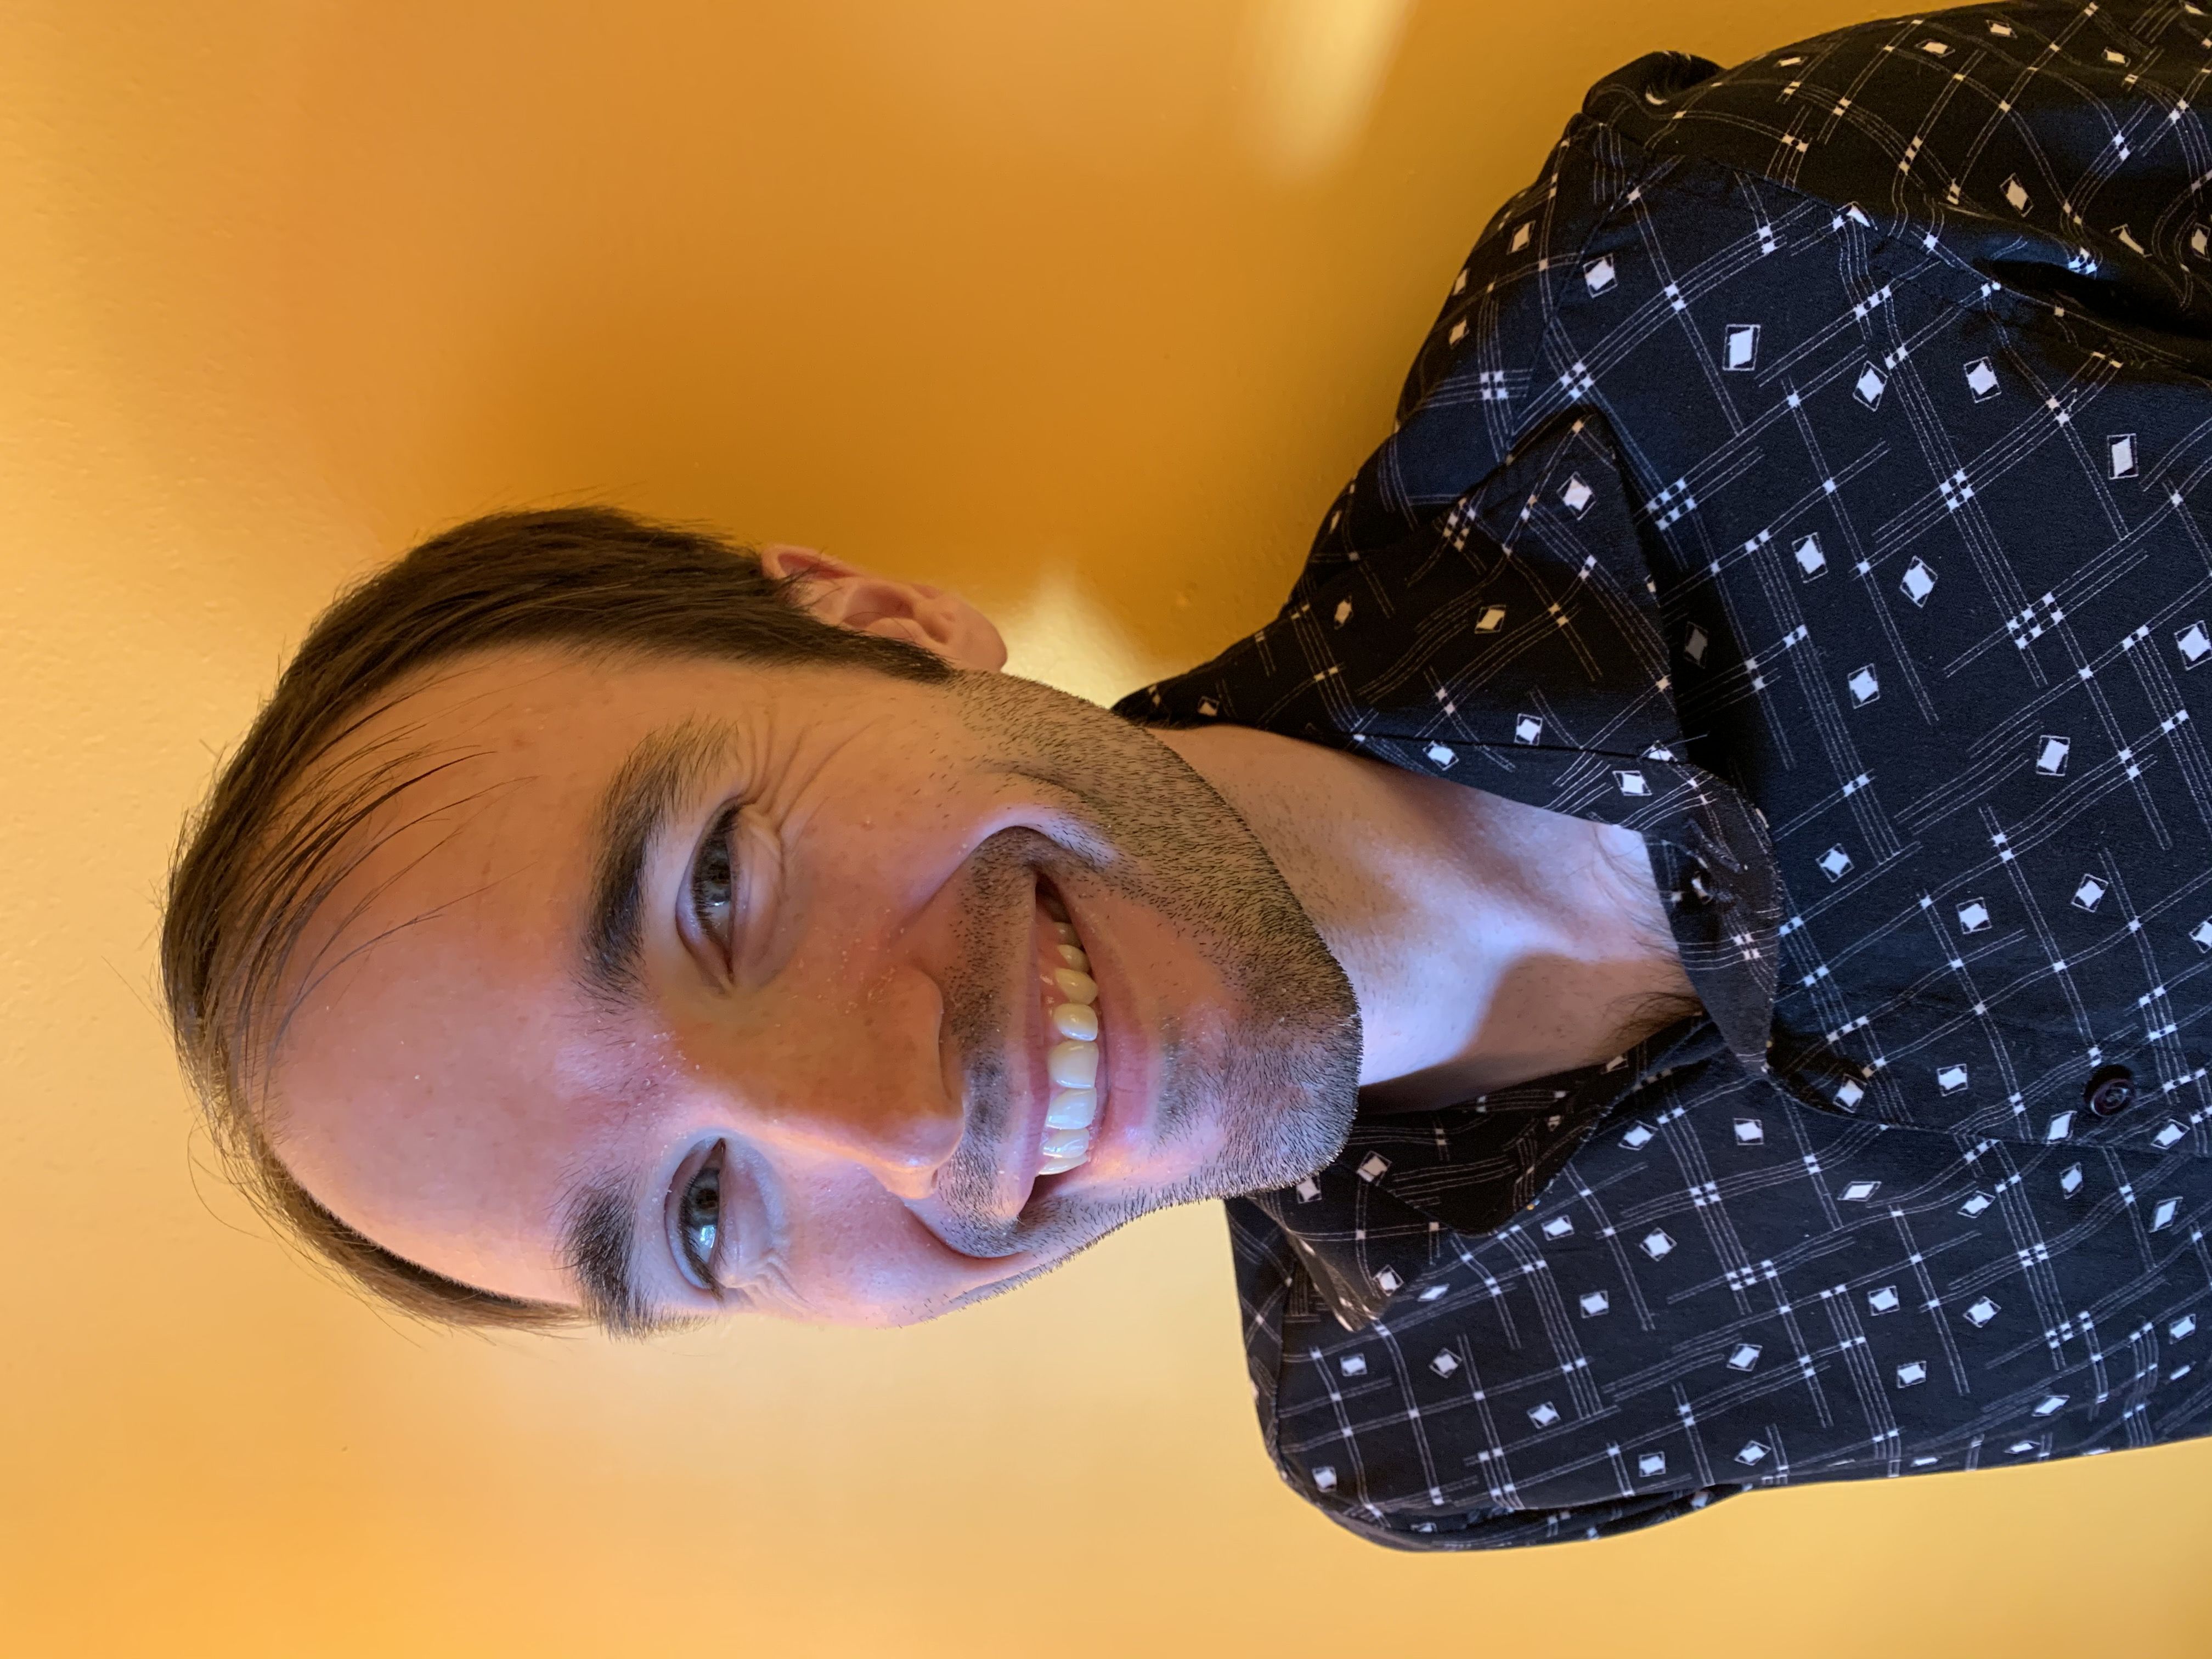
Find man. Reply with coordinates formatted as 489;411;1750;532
166;0;2212;1549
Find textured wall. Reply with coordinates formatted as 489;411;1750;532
3;3;2207;1654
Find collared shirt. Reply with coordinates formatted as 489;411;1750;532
1115;0;2212;1549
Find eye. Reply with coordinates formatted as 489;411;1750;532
676;1144;726;1288
690;804;741;961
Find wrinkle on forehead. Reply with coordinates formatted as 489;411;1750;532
262;651;761;1295
258;676;614;1186
247;653;597;1113
265;648;670;1080
245;730;515;1133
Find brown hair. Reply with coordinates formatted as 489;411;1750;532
160;506;950;1331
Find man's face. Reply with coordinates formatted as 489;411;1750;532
269;646;1360;1328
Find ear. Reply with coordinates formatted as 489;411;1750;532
758;544;1008;673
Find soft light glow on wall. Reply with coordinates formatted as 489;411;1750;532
1238;0;1418;180
1000;561;1165;708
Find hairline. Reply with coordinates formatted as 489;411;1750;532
254;708;744;1337
269;690;839;1336
161;505;951;1335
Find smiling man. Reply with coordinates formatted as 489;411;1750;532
167;525;1683;1330
217;557;1381;1328
170;1;2212;1549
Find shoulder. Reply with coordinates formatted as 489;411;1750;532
1585;2;2202;220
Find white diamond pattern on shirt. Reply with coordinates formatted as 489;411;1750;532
1124;0;2212;1554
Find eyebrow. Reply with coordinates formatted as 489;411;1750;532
558;1174;681;1338
565;718;743;1334
577;718;741;1008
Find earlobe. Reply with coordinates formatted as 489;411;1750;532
758;543;1007;673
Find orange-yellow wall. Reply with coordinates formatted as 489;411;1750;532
5;4;2209;1655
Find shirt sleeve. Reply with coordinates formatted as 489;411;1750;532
1278;0;2212;639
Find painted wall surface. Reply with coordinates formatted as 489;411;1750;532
3;3;2207;1655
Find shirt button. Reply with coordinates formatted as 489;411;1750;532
2084;1064;2136;1118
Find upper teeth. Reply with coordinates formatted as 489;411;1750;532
1038;901;1099;1177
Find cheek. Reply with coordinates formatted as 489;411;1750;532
766;791;1047;1008
795;745;1045;901
772;1163;1010;1324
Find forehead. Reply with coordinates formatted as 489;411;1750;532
261;652;698;1289
261;645;900;1295
370;645;753;766
302;647;771;1021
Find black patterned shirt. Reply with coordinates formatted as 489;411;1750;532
1115;0;2212;1549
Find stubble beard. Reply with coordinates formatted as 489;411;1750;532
923;670;1362;1283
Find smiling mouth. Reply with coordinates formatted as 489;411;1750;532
1034;881;1103;1177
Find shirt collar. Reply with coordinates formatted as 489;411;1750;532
1118;410;1793;1328
1116;407;1785;1075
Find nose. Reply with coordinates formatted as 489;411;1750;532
810;1095;965;1202
735;968;967;1201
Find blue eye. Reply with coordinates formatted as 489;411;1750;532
690;805;740;955
679;1147;725;1285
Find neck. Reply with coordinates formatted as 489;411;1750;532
1156;724;1697;1112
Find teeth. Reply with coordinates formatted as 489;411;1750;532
1036;898;1103;1178
1050;1003;1099;1041
1046;1087;1097;1129
1047;1040;1100;1088
1040;1124;1090;1160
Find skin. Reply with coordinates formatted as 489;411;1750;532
268;547;1694;1329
